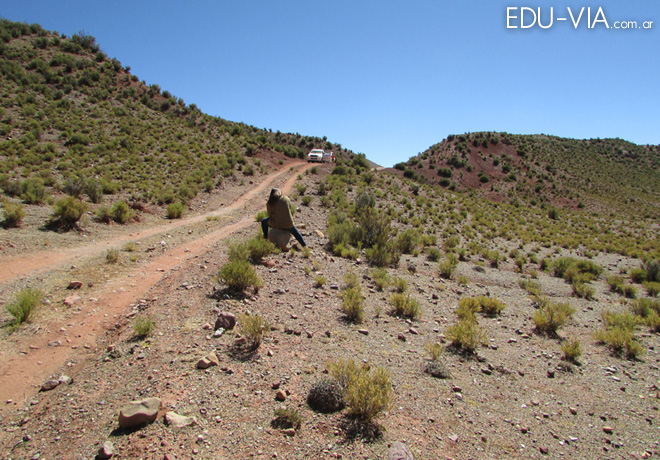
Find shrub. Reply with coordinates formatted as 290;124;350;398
426;247;442;262
238;313;270;350
314;275;328;288
572;281;595;300
340;286;364;323
457;295;506;317
438;253;458;279
344;365;393;422
644;281;660;297
166;202;184;219
301;196;313;206
533;302;575;335
644;259;660;283
552;257;602;282
630;268;647;284
389;293;422;320
307;378;345;413
219;259;263;292
50;196;88;230
22;178;47;204
111;201;134;224
106;248;119;264
255;210;268;222
2;200;26;228
6;288;42;325
84;178;103;203
392;277;407;293
246;234;279;262
394;228;421;254
560;338;582;363
327;358;393;422
370;268;390;291
446;318;487;353
132;315;155;338
271;408;301;430
424;342;444;361
365;243;400;268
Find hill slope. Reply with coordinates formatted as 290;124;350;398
389;132;660;217
0;19;351;212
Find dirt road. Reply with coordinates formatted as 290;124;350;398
0;161;313;410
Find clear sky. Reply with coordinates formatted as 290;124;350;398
1;1;658;167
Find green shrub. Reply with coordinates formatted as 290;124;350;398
314;275;328;288
166;202;184;219
630;268;647;284
644;281;660;297
394;228;421;254
365;243;400;268
438;253;458;279
533;302;575;335
238;313;270;350
301;196;313;206
446;318;486;353
111;201;134;224
255;210;268;222
84;178;103;204
2;200;26;228
572;281;595;300
392;277;407;293
271;408;302;430
246;234;279;262
50;196;88;230
219;259;263;292
327;358;393;422
132;315;155;338
560;338;582;362
552;257;602;282
644;259;660;283
340;286;364;323
594;313;645;360
426;247;442;262
22;178;47;204
389;292;422;320
6;288;43;325
370;268;390;291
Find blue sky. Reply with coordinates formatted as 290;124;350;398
1;1;658;167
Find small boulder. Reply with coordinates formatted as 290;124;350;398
63;295;82;307
40;379;60;392
268;228;292;250
165;412;197;428
388;441;414;460
215;312;237;331
196;352;220;369
67;281;83;290
97;441;114;459
118;398;161;429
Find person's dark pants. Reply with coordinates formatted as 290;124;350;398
261;217;306;247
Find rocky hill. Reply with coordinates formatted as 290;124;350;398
389;132;660;217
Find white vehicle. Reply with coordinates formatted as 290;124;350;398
307;149;325;162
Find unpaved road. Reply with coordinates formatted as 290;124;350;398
0;162;313;410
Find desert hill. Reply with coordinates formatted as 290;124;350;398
389;132;660;217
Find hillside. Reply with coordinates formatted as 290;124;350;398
1;19;660;460
0;19;351;218
389;132;660;217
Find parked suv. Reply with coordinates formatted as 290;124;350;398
307;149;325;162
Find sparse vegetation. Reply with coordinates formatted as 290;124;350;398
132;315;155;338
238;313;270;350
5;288;43;326
389;292;422;319
533;302;575;335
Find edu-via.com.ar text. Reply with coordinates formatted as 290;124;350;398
507;7;654;30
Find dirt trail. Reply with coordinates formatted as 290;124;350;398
0;162;312;410
0;161;307;285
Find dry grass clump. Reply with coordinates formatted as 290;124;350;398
532;302;575;335
238;313;270;350
326;358;393;423
560;338;582;363
5;288;43;326
307;378;346;413
389;292;422;320
594;311;644;359
456;295;506;319
132;315;155;338
271;408;302;430
446;318;487;354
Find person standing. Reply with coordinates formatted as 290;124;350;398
261;188;307;248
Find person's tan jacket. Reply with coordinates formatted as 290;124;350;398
267;195;294;229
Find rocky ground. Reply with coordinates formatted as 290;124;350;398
0;163;659;460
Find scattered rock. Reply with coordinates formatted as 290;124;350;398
448;434;459;443
40;379;60;392
118;398;161;429
63;295;82;307
58;375;73;385
314;230;325;239
196;352;220;369
397;333;406;342
388;441;414;460
213;327;225;338
603;426;614;434
215;312;237;331
357;329;369;335
67;281;83;290
165;412;197;428
97;441;114;459
282;428;296;437
275;389;287;401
